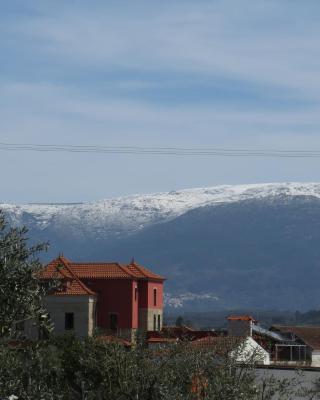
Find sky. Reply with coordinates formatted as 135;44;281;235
2;0;320;203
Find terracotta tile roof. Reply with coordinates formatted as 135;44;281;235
39;256;74;279
271;325;320;350
227;315;257;322
40;256;165;281
52;278;96;296
192;336;245;354
40;257;96;296
68;263;134;279
149;327;218;341
127;261;165;281
148;337;178;344
97;335;132;347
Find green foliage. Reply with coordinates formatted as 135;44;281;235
0;342;64;399
0;336;308;400
0;211;50;339
0;211;312;399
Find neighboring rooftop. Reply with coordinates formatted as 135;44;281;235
271;325;320;350
97;335;132;347
227;315;257;322
192;336;246;355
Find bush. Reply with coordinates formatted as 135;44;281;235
0;335;304;400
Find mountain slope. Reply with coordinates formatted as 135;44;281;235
2;183;320;311
103;195;320;310
3;182;320;240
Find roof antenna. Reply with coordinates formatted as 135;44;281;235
131;257;135;265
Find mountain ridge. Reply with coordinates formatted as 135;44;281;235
2;182;320;235
2;182;320;311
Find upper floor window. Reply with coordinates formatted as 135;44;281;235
135;286;138;301
153;288;157;306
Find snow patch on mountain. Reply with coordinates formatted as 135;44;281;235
164;292;219;308
1;182;320;238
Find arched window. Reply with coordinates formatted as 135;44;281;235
135;286;138;301
153;288;157;306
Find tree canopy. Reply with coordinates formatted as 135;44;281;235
0;211;49;339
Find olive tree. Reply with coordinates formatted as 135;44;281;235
0;211;49;339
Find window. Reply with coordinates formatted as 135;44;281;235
158;315;161;331
110;313;118;331
153;288;157;306
153;314;156;331
135;286;138;301
65;313;74;330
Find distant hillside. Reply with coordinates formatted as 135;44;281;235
2;183;320;311
104;195;320;311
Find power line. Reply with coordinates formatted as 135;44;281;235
1;141;320;158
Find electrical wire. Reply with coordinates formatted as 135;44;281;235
1;142;320;158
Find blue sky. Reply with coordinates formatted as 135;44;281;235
1;0;320;202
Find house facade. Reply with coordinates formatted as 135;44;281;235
39;256;165;341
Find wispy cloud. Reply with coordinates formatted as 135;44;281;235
1;1;320;202
3;1;320;97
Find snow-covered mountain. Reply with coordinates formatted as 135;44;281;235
3;182;320;311
2;182;320;238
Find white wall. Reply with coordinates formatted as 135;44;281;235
311;350;320;367
44;295;96;337
231;337;270;365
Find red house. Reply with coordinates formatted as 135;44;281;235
39;255;165;341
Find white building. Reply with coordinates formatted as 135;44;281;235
193;335;270;365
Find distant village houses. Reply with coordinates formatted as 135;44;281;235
19;254;320;370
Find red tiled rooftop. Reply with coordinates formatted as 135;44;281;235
39;256;96;296
51;278;96;296
192;336;245;352
127;261;165;280
148;337;178;344
149;327;218;341
97;335;132;347
68;263;133;279
40;256;165;281
227;315;257;322
39;257;74;279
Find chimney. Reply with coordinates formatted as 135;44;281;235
227;315;256;337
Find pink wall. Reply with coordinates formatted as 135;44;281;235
131;281;139;328
138;281;163;309
83;279;138;329
82;278;163;331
